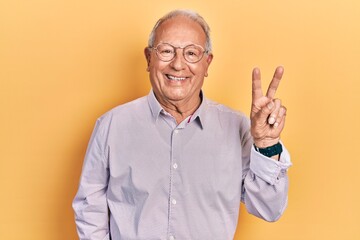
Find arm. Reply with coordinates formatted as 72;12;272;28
72;118;110;240
241;66;292;221
241;137;291;221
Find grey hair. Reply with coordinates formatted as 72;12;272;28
148;9;212;53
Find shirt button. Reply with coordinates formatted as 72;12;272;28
169;236;175;240
174;129;179;134
173;163;178;169
172;199;177;205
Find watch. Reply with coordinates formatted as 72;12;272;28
254;142;283;157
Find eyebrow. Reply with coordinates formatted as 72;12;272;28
158;42;205;49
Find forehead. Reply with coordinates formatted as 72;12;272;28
154;16;206;47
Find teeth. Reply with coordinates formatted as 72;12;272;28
167;75;186;81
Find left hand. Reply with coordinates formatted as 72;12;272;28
250;66;287;148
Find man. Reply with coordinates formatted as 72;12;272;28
73;9;291;240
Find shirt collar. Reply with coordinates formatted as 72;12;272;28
188;91;206;129
148;90;163;121
147;89;207;129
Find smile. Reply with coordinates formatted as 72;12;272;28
166;74;187;81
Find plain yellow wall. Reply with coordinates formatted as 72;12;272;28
1;0;359;239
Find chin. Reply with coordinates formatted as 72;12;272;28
166;94;187;102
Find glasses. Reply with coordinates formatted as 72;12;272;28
150;43;208;63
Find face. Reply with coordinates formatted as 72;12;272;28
145;16;213;107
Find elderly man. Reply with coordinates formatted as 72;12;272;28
73;9;291;240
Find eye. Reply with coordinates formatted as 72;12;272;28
185;49;201;59
161;49;174;54
156;44;175;55
186;49;199;56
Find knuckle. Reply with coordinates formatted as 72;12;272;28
274;98;282;105
261;107;270;115
252;103;261;111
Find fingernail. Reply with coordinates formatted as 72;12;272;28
267;102;274;109
274;122;279;128
268;117;276;124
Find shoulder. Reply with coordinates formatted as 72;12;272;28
94;95;149;130
203;98;251;140
204;98;249;123
102;95;148;117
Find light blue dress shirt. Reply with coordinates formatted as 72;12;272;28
73;91;291;240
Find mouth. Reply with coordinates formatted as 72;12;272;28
165;74;188;81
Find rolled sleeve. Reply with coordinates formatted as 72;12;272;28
250;142;292;185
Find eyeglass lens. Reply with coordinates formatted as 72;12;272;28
155;43;204;63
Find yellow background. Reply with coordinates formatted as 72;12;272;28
1;0;359;239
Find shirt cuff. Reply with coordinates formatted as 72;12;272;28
250;142;292;185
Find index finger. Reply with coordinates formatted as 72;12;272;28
252;67;263;101
266;66;284;99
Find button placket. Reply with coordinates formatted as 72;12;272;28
168;128;181;237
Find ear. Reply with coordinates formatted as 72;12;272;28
144;47;152;72
204;53;213;77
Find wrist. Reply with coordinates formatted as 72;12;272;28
253;138;280;148
254;142;283;158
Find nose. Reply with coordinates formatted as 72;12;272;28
169;49;186;70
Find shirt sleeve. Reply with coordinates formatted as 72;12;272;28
72;117;110;240
250;142;292;185
239;116;292;222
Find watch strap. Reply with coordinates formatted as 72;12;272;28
254;142;283;157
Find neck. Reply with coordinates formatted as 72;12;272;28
156;94;202;124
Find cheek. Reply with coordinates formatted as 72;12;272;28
190;64;208;78
149;64;169;88
150;61;169;75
